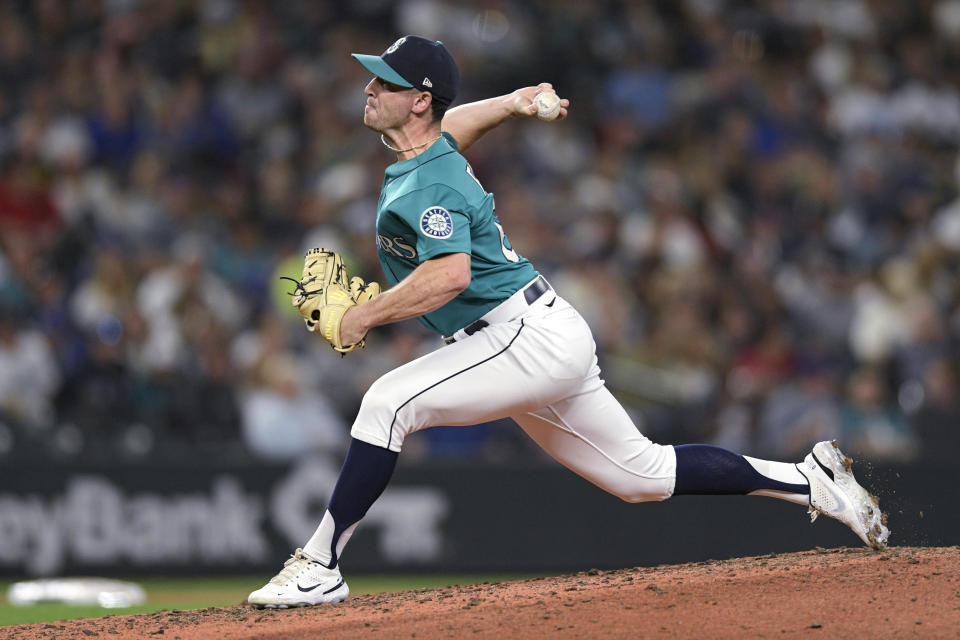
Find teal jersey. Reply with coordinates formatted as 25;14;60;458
375;132;538;336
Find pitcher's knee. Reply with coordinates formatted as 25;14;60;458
604;443;677;502
350;384;407;452
609;476;674;503
355;384;392;423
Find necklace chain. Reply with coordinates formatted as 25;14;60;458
380;133;441;154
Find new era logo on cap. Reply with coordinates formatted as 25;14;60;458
422;77;433;87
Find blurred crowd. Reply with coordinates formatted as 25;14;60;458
1;0;959;465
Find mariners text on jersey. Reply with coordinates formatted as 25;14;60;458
375;132;538;336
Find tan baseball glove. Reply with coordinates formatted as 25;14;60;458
283;248;381;353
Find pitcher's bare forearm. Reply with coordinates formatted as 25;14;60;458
339;253;470;344
441;83;569;152
441;95;516;152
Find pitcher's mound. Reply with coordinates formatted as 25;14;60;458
10;546;960;639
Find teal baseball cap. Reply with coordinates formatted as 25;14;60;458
352;35;460;105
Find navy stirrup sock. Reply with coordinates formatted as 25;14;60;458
326;438;399;564
673;444;808;495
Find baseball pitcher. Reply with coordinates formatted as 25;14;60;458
248;36;889;608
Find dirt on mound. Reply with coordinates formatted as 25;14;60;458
5;546;959;640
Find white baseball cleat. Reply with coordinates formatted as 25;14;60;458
801;440;890;550
248;548;349;609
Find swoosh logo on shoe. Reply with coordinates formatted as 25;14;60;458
323;580;344;595
297;579;344;594
812;452;834;481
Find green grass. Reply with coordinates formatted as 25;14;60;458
0;574;538;627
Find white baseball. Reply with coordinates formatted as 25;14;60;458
534;91;561;121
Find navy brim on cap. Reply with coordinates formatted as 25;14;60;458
351;54;413;88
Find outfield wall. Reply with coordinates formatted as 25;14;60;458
0;456;951;577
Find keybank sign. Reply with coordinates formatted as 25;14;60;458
0;459;449;576
0;476;267;575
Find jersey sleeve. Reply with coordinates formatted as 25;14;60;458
391;183;472;262
440;131;460;151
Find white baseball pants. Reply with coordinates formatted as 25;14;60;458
350;285;677;503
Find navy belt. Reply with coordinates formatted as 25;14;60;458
444;276;551;344
522;276;550;305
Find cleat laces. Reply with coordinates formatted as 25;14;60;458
268;548;313;586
